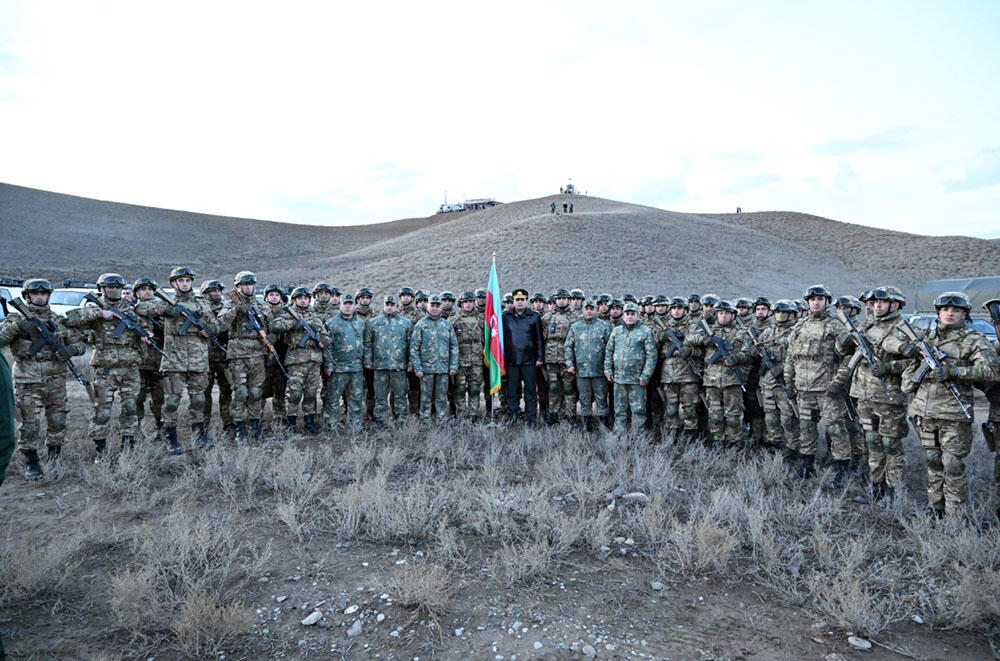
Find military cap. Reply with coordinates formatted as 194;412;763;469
622;293;637;303
264;283;283;295
623;302;640;313
570;289;585;299
169;266;196;281
669;296;687;308
772;299;796;312
598;294;612;303
415;290;429;301
290;286;312;299
803;284;832;301
234;271;258;285
355;287;373;298
934;291;971;310
133;276;159;291
701;294;720;307
512;288;529;299
715;300;737;313
428;295;442;305
341;293;356;303
97;273;127;287
440;291;456;301
384;294;398;305
199;279;225;295
688;293;701;303
475;289;487;298
313;282;335;294
753;296;771;308
460;290;476;302
530;292;545;302
583;299;597;308
609;298;624;308
22;278;54;294
398;286;415;296
554;288;570;298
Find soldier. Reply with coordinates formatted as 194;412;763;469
63;273;144;459
474;288;487;315
199;279;233;434
122;284;134;303
982;297;1000;520
686;301;751;446
364;294;413;424
502;293;513;313
410;295;458;422
440;291;456;319
735;297;754;326
451;291;484;419
604;302;657;433
658;297;702;444
569;289;586;316
323;293;366;427
901;292;998;517
502;288;544;425
414;290;429;317
700;294;720;325
134;267;218;454
398;287;418;322
831;294;867;469
596;294;612;322
355;287;376;418
542;288;577;424
215;272;271;442
564;298;612;431
740;298;771;445
530;292;547;315
688;294;703;322
133;276;165;437
260;284;289;426
0;279;86;479
756;300;799;452
311;283;341;324
270;287;328;435
783;285;848;478
475;288;492;415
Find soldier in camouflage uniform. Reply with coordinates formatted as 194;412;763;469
364;294;413;424
215;272;271;442
324;293;366;426
451;291;484;419
686;301;751;446
688;294;703;323
564;299;612;431
735;297;754;327
743;297;774;444
63;273;143;459
199;279;233;433
397;287;422;413
658;297;702;444
270;287;329;435
398;287;418;322
410;295;458;422
902;292;999;516
756;300;799;451
440;291;456;320
133;277;165;436
355;287;376;418
831;294;867;466
0;279;87;479
596;294;611;322
569;289;586;317
604;302;657;433
134;267;218;454
982;298;1000;520
259;284;288;426
542;289;577;424
475;288;494;415
311;283;341;323
782;285;848;478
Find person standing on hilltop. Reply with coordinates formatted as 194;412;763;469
550;202;556;214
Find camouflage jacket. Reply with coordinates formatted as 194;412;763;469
0;302;87;384
364;312;412;370
270;307;329;366
62;294;143;368
324;312;366;373
845;310;910;404
685;321;750;389
783;308;844;393
216;293;271;360
410;315;458;374
205;297;229;364
564;317;612;378
756;317;796;389
355;304;374;320
398;303;420;324
135;290;217;373
135;298;165;370
902;322;998;422
604;322;657;385
541;307;575;364
658;316;701;384
452;309;484;368
310;299;340;325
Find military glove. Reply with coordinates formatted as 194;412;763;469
723;356;737;367
897;342;917;358
869;361;885;378
678;346;691;357
54;347;71;362
930;365;960;381
826;384;846;399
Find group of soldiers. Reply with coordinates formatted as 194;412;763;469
1;269;999;519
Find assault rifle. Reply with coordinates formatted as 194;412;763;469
283;305;326;349
153;289;228;355
699;319;746;392
898;319;973;420
834;309;894;402
9;297;96;402
83;293;168;359
229;292;289;378
662;327;703;379
736;320;798;417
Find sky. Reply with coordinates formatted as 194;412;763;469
1;1;999;237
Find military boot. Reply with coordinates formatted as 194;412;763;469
93;439;107;463
284;416;297;432
155;419;164;439
831;459;851;488
234;421;248;442
584;416;594;433
191;422;212;448
303;414;322;436
796;453;816;479
783;448;800;474
22;450;43;481
47;444;62;462
164;426;183;455
249;419;263;442
120;436;135;451
870;479;886;503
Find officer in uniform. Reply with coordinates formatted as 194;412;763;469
502;288;543;425
564;298;612;431
364;294;413;424
605;302;658;434
133;276;166;438
409;295;458;422
200;279;233;434
451;291;484;419
355;287;376;417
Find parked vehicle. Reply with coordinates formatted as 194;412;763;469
0;286;21;320
48;288;94;316
906;313;997;344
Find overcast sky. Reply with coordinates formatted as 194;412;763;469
1;1;998;237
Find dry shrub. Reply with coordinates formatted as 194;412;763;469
329;471;448;543
488;539;559;586
109;566;163;631
384;563;453;616
0;523;85;603
171;588;254;657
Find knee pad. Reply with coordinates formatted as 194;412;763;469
120;398;137;416
48;410;67;434
163;394;180;413
708;411;724;425
93;406;112;426
189;391;206;411
665;402;679;418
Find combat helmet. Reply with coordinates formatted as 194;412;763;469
199;279;225;295
22;278;54;295
133;276;159;291
313;282;336;295
933;291;971;311
459;291;476;302
97;273;128;288
169;266;196;281
715;300;737;313
570;289;585;299
290;286;312;299
701;294;720;307
440;291;456;302
234;271;258;286
356;287;374;299
882;285;906;309
772;299;796;313
669;296;688;308
803;284;832;301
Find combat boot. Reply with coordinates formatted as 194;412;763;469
22;450;43;481
831;459;851;488
584;416;594;433
869;479;886;503
155;419;164;439
164;426;183;455
796;453;816;479
234;421;248;442
120;436;135;451
191;422;212;448
47;444;62;463
93;439;107;463
783;448;800;474
249;419;263;442
284;416;297;432
303;414;322;435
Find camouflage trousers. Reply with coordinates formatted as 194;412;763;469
545;363;577;419
857;400;908;488
915;417;973;514
89;366;140;440
325;371;363;425
136;368;164;424
364;367;375;419
984;390;1000;508
373;369;409;423
228;356;265;422
451;365;483;418
613;383;646;431
659;381;700;432
15;376;67;451
419;373;450;422
263;362;287;418
576;376;609;418
760;384;798;447
286;362;323;416
162;371;209;425
204;360;232;427
790;390;848;459
705;385;745;444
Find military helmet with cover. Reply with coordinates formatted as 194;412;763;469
701;294;720;307
415;290;429;301
264;283;283;295
609;298;624;309
460;290;476;302
570;289;585;299
440;291;456;301
97;273;128;288
715;300;737;313
882;285;906;308
474;289;487;299
669;296;687;308
199;279;225;295
772;299;796;313
398;286;415;296
734;297;753;309
356;287;373;298
313;282;335;295
554;288;570;298
133;276;159;291
803;284;832;301
934;291;971;311
530;292;545;302
169;266;196;281
234;271;258;286
753;296;771;309
22;278;54;294
290;286;312;299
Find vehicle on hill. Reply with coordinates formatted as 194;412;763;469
437;202;465;214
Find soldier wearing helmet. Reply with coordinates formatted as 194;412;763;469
608;299;625;327
0;278;86;479
688;294;703;322
440;291;456;320
981;297;1000;520
270;286;329;435
700;294;720;325
569;289;586;317
311;283;341;324
133;277;166;435
450;291;485;419
63;273;145;460
658;296;702;444
734;297;754;326
596;294;612;321
256;284;290;430
530;292;546;315
199;279;233;435
353;287;376;418
397;287;418;322
134;267;219;454
756;300;800;452
541;288;578;424
902;292;999;517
